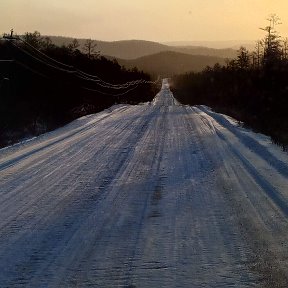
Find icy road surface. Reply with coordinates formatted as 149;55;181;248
1;79;288;287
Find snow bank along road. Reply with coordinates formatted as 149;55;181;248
1;79;288;287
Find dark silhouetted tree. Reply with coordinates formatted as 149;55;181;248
171;14;288;149
22;31;44;49
42;36;53;49
0;31;155;147
282;38;288;60
67;39;80;52
237;46;250;70
254;40;263;69
84;39;99;59
260;14;282;68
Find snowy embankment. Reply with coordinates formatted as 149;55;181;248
1;79;288;287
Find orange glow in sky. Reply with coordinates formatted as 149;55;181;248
1;0;288;42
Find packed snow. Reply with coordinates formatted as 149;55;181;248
1;79;288;287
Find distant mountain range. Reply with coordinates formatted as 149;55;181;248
112;51;227;77
49;36;238;59
48;36;242;75
163;40;256;50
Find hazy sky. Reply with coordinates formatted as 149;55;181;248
1;0;288;42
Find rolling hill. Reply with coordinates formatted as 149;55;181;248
164;40;255;50
49;37;237;60
114;51;227;77
47;37;233;76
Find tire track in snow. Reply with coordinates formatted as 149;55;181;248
0;106;130;171
0;105;150;233
194;107;288;220
190;107;288;286
197;105;288;178
0;105;157;287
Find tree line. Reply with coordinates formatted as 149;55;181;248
0;31;159;147
171;14;288;149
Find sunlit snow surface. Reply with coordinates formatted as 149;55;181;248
1;79;288;287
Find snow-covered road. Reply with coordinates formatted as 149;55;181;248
1;79;288;287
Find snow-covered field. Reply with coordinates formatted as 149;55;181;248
1;79;288;287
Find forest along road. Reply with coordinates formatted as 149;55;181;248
1;79;288;287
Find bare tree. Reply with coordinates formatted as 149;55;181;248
83;39;99;59
67;39;80;52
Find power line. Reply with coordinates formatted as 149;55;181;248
3;37;160;97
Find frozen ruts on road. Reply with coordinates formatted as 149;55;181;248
1;79;288;287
